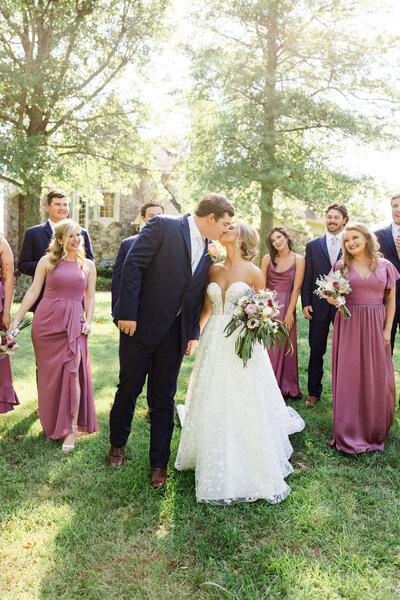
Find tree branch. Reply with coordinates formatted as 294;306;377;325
0;174;22;187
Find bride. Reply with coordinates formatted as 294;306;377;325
175;221;305;505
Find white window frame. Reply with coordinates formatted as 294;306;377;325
94;190;120;226
70;191;89;230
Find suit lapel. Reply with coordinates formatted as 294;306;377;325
319;235;331;264
192;239;210;280
43;221;53;239
384;225;399;262
181;214;192;268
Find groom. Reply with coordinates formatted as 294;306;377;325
109;193;235;488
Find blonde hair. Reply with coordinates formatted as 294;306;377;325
47;219;87;272
341;222;381;278
236;221;259;261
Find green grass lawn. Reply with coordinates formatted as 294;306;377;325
1;292;400;600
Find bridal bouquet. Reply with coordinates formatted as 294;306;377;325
224;288;291;368
314;271;352;318
0;318;32;360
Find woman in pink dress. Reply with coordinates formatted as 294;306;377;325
0;233;19;413
261;227;305;399
326;223;398;453
11;219;98;451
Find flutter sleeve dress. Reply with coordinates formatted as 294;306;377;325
330;258;399;453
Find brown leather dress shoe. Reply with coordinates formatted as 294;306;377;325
108;445;126;467
151;468;167;488
305;395;319;406
146;408;151;424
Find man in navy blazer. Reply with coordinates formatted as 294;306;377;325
111;201;164;423
375;192;400;352
301;203;349;406
18;189;94;311
108;193;235;488
111;201;164;311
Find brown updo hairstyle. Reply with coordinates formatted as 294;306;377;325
266;227;294;266
341;222;381;279
47;219;87;272
236;221;259;261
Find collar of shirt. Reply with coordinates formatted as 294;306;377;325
188;214;205;245
392;222;400;238
47;219;57;233
326;231;343;244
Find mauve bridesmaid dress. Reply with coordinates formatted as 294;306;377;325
31;260;98;439
0;256;20;414
266;260;302;398
330;258;399;453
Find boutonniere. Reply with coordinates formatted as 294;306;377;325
207;241;226;263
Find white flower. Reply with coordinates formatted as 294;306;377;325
246;317;259;329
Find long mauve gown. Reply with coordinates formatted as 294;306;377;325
32;260;98;439
266;260;302;398
0;256;20;414
330;258;399;453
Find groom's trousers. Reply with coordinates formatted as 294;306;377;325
110;315;184;469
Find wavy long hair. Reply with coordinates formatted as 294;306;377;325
236;221;259;261
340;222;381;279
266;227;294;266
47;219;87;272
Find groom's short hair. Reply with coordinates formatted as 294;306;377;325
195;193;234;220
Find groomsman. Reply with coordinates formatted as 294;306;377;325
111;201;164;310
109;193;234;488
375;192;400;352
111;201;164;423
301;203;349;406
18;189;94;311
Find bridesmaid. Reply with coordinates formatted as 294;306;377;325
11;219;98;451
326;222;398;453
261;227;305;399
0;233;19;413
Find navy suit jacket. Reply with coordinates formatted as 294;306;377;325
111;235;138;311
301;234;341;321
18;220;94;311
375;225;400;305
113;214;212;354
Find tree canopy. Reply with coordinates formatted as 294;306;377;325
0;0;167;227
181;0;399;249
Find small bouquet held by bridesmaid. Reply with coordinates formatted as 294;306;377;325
224;288;291;368
314;271;352;318
0;318;32;360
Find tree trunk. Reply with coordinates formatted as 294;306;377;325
259;184;274;262
22;186;42;230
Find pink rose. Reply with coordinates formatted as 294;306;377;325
333;282;339;289
245;303;257;315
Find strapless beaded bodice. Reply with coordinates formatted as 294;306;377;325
207;281;252;315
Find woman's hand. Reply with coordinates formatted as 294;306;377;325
284;312;294;331
81;321;91;336
384;326;391;347
9;318;20;333
1;310;12;331
326;295;344;308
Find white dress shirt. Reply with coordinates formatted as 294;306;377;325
188;215;206;274
47;219;57;234
391;222;400;245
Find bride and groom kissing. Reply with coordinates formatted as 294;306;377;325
109;192;304;504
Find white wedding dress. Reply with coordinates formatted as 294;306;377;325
175;281;305;505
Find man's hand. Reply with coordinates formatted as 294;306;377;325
186;340;198;356
302;306;313;320
118;320;137;336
